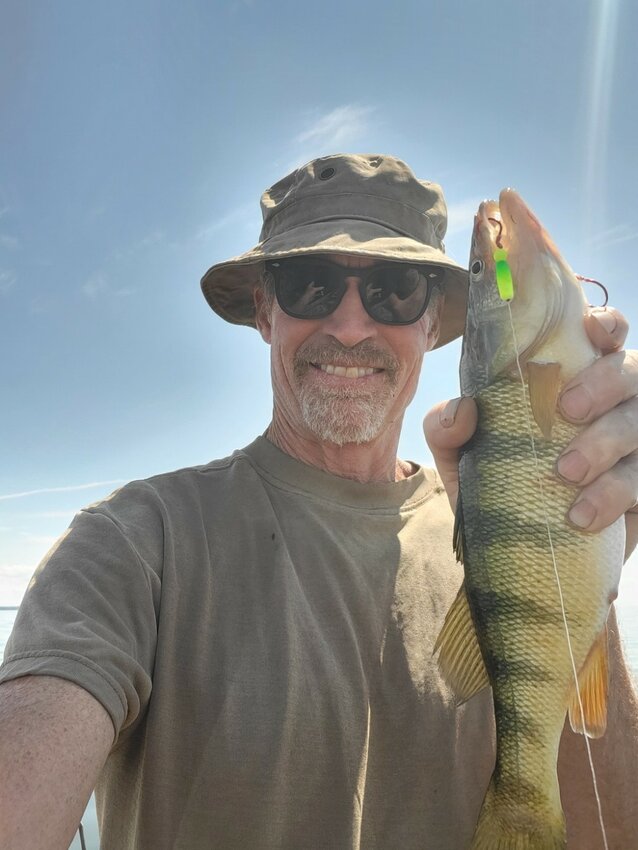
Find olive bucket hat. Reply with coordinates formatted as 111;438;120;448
200;153;468;348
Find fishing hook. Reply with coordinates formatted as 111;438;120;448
575;275;609;307
487;217;504;248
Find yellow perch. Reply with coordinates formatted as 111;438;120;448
435;189;625;849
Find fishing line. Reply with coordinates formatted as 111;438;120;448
505;301;610;850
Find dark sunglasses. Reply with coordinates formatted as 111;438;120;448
264;258;445;326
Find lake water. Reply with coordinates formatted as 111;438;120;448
1;604;637;849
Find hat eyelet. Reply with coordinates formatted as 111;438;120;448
319;167;335;180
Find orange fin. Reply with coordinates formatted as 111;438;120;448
434;582;489;704
527;361;562;439
568;625;609;738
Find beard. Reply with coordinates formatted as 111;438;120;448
292;340;401;447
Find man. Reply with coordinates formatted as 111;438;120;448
1;154;637;849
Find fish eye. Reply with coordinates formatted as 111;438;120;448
470;259;484;279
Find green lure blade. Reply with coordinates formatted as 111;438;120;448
493;247;514;301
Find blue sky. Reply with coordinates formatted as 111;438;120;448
1;0;637;609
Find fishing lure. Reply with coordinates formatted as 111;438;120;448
493;247;514;301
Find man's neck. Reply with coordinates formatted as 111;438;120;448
264;420;414;483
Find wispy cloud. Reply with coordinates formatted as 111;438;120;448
294;104;375;150
445;198;481;237
590;223;638;251
0;564;37;606
0;234;18;250
0;480;125;502
197;202;258;242
0;270;16;294
286;105;376;173
82;271;134;299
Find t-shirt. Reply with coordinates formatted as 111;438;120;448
0;437;495;849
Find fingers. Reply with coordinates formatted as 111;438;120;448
564;452;638;538
559;350;638;424
556;396;638;487
584;306;628;353
423;396;477;510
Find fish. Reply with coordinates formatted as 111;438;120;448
434;189;625;849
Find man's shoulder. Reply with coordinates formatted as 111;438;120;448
80;442;263;530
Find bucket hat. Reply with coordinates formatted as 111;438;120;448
201;153;468;348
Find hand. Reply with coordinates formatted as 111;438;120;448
424;306;638;560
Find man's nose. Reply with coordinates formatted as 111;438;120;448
320;279;377;347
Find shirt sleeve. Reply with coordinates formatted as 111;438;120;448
0;485;163;742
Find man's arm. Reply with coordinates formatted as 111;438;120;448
0;675;114;850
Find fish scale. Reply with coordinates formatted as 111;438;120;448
461;378;610;848
434;190;625;849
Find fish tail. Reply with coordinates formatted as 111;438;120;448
470;778;566;849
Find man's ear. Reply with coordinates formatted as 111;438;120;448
424;291;443;352
254;287;272;344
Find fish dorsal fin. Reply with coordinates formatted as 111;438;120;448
568;625;609;738
434;582;490;704
527;361;562;439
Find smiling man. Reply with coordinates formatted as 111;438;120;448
1;154;637;849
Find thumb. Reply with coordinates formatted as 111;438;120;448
423;396;478;510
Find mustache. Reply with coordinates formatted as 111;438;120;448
293;340;400;375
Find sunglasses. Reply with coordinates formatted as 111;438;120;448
264;258;445;326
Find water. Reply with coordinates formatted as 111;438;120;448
1;604;637;850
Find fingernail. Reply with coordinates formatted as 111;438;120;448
591;307;617;335
568;499;597;529
440;397;462;428
560;385;592;420
556;450;590;483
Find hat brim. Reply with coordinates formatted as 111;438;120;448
201;218;468;349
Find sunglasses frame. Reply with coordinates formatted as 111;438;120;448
264;257;444;326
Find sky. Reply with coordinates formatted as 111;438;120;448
1;0;637;618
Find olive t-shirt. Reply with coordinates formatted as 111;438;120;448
1;437;495;849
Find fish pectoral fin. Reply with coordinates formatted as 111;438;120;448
452;487;466;564
527;361;562;439
434;582;490;704
568;625;609;738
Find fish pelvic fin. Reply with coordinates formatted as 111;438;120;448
471;778;566;849
527;360;562;439
568;624;609;738
433;582;489;704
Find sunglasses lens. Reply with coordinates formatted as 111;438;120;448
269;260;444;324
363;266;440;324
273;263;344;319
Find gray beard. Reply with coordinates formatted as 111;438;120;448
293;340;400;447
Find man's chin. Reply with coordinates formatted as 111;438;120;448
300;396;388;447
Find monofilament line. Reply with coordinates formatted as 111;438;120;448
506;301;609;850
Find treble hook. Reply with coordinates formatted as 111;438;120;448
575;275;609;308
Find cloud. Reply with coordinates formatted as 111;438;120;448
286;105;376;172
445;198;481;237
82;272;134;299
590;223;638;251
0;270;16;294
197;202;258;242
0;564;36;606
0;234;18;249
294;105;375;149
0;480;125;502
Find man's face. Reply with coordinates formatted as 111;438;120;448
255;254;441;447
